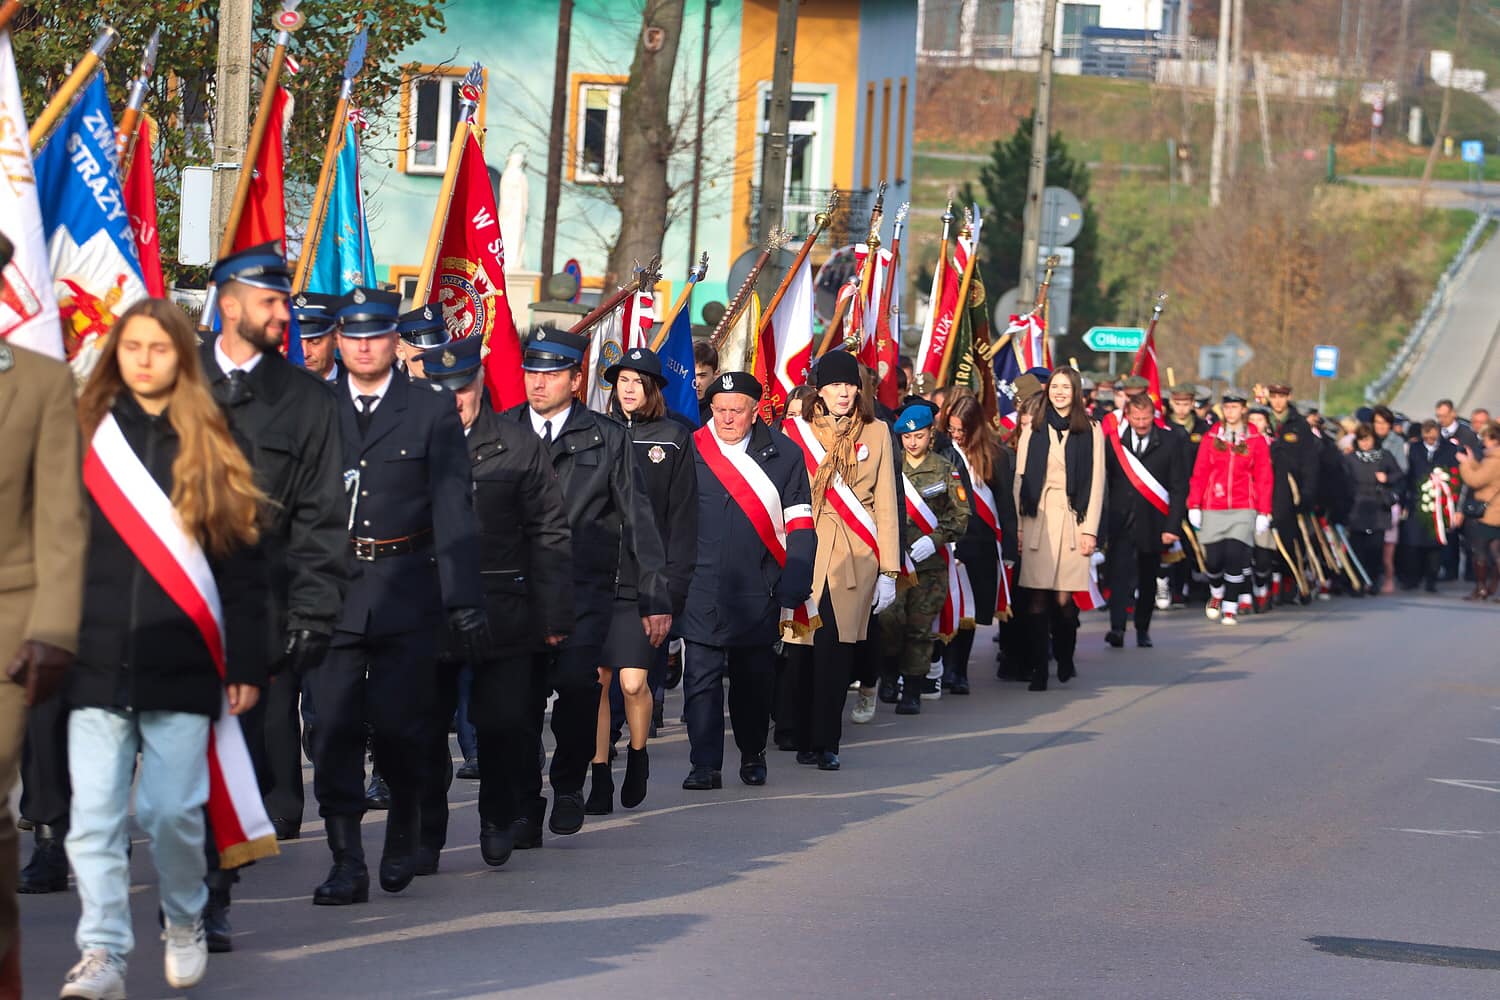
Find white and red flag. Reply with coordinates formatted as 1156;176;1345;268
752;253;813;420
0;32;59;358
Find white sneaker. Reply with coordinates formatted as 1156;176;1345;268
60;948;126;999
163;917;208;989
850;689;876;724
1154;577;1171;610
1221;609;1239;627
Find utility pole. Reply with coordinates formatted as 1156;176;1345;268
540;0;574;290
1395;0;1412;133
1018;0;1059;304
1226;0;1243;179
211;0;253;255
687;0;716;275
755;0;797;246
1208;0;1232;207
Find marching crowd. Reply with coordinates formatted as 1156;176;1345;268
2;241;1499;998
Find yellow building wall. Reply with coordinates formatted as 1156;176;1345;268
731;0;863;259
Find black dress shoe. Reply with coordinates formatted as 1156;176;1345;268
271;816;300;841
313;860;369;905
1104;630;1124;648
877;678;900;704
480;822;514;867
773;729;798;751
455;757;480;780
949;678;970;695
413;845;441;876
1136;632;1153;648
1028;679;1048;692
739;752;767;786
511;802;545;850
549;791;586;835
364;772;391;811
816;752;840;771
1056;662;1076;683
795;751;818;766
682;766;722;790
665;648;683;689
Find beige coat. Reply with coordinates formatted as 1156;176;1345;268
1014;421;1105;591
1458;450;1500;526
787;415;901;644
0;342;85;962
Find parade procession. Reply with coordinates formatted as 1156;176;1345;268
3;0;1500;997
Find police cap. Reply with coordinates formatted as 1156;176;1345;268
335;287;402;338
292;292;339;338
421;335;483;390
211;241;292;293
522;326;587;371
397;304;449;349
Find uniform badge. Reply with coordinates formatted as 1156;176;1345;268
441;349;457;367
294;294;308;308
537;329;547;340
721;373;734;391
423;306;435;321
352;288;367;304
648;445;666;464
631;349;642;360
856;442;869;461
1283;432;1298;442
956;485;967;502
1191;433;1202;443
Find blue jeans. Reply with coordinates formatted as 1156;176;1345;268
455;664;477;760
66;707;210;966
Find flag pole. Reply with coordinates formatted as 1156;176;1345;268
0;1;25;34
292;27;367;293
1132;291;1168;375
115;27;160;178
651;252;707;351
814;279;857;358
570;255;660;336
199;0;305;329
710;231;789;352
758;191;836;342
844;182;886;351
29;26;119;152
937;210;980;386
913;202;953;393
411;62;483;306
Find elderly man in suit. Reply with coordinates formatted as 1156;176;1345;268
0;338;88;994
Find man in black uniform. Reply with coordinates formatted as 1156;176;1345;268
1265;381;1320;603
681;373;814;789
395;302;449;379
195;245;352;948
499;327;670;842
1162;384;1210;608
308;288;487;905
294;291;342;383
1102;393;1189;648
419;337;573;867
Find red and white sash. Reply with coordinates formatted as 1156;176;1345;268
693;425;821;637
1107;421;1171;516
899;472;936;587
782;416;881;557
953;448;1012;621
82;414;278;869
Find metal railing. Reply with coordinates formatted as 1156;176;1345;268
1365;208;1496;403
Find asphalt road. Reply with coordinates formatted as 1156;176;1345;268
19;588;1500;999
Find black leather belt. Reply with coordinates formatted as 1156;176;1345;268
351;528;432;562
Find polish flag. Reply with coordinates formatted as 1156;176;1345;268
752;253;813;421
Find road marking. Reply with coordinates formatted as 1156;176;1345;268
1429;778;1500;794
1384;828;1493;838
1468;737;1500;745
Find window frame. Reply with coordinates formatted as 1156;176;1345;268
753;82;835;237
397;64;489;177
568;73;627;185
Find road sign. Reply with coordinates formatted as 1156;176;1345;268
1462;140;1485;164
1041;187;1084;248
1083;326;1145;352
1312;344;1340;379
1220;332;1255;366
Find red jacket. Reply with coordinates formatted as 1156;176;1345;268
1188;424;1273;514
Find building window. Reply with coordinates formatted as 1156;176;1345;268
1060;3;1101;60
974;0;1015;58
758;89;828;235
571;77;625;184
399;65;487;176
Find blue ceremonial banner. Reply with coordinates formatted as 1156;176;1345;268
661;304;699;425
306;122;376;296
34;74;146;365
993;336;1023;429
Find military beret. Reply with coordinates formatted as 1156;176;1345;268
703;370;762;402
894;404;934;434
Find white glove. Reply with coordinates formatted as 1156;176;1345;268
1255;514;1271;536
872;575;897;615
1188;509;1203;530
908;536;937;564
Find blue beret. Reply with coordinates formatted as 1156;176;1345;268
522;326;587;371
894;404;934;434
335;287;401;338
211;241;291;293
1024;365;1051;382
398;304;449;348
291;292;338;338
420;335;483;389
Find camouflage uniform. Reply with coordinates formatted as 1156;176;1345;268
880;450;969;678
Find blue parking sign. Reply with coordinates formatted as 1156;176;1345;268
1312;345;1339;379
1462;140;1485;164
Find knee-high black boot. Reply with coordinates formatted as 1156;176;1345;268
944;629;974;694
1052;602;1080;683
1024;612;1050;692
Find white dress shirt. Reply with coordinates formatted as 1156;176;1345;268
213;335;265;378
348;371;394;413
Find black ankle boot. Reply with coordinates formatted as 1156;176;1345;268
1052;603;1080;683
17;825;68;894
620;747;650;809
379;794;418;893
313;816;369;905
203;869;235;953
1024;613;1049;691
584;763;615;815
895;679;922;715
510;798;545;850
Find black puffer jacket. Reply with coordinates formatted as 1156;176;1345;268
69;394;269;717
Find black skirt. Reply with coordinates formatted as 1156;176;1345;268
603;597;657;669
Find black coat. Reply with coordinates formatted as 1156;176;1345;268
69;395;269;717
613;411;698;618
941;441;1018;626
1314;431;1354;524
1343;448;1402;534
1403;436;1461;548
1268;405;1320;520
680;421;815;647
335;369;483;636
465;402;574;648
1102;423;1190;551
201;341;349;659
499;401;671;646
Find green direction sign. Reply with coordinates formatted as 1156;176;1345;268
1083;326;1146;352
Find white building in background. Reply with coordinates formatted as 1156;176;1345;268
917;0;1186;77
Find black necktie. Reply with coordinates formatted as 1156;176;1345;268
1136;434;1146;456
541;420;552;447
356;394;378;436
225;369;252;406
